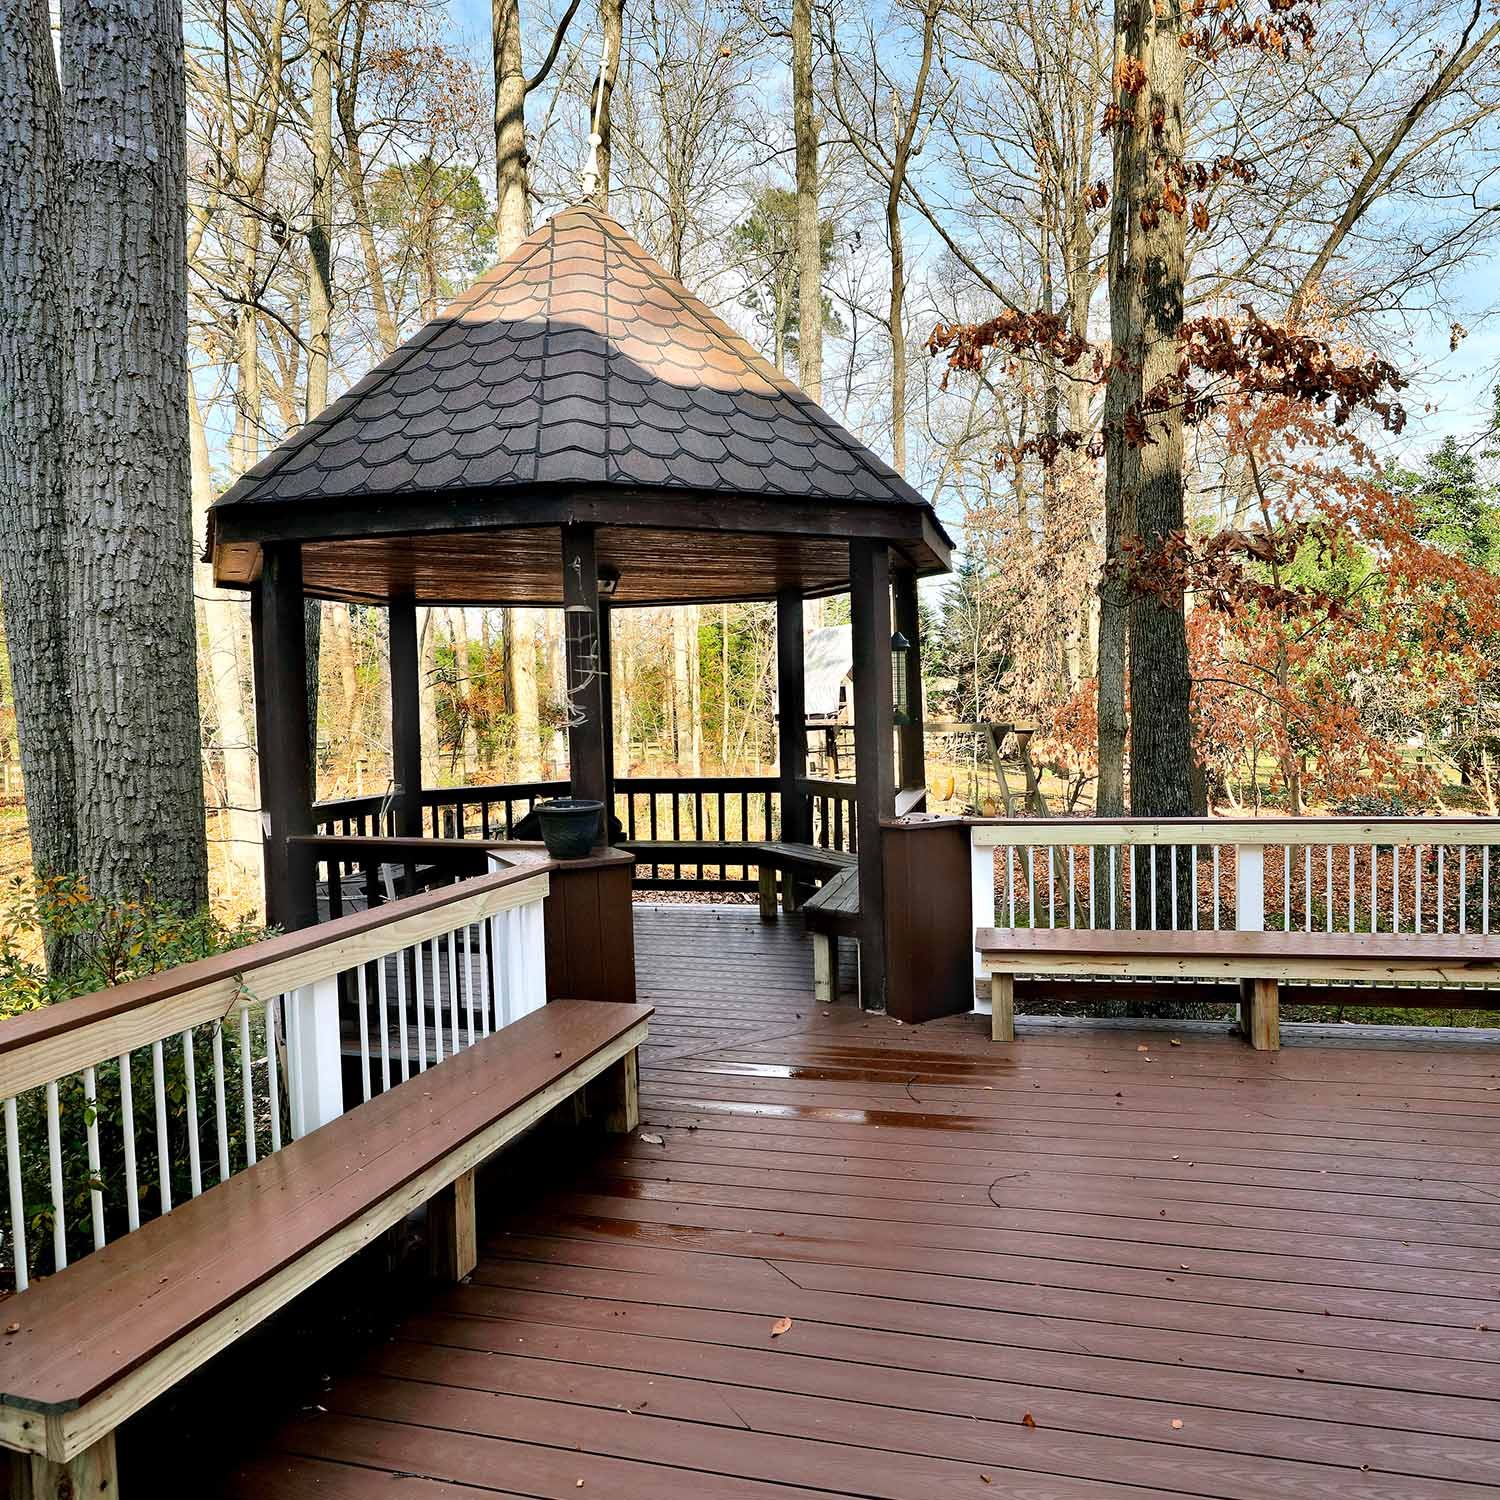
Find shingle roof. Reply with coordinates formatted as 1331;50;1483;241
213;205;932;516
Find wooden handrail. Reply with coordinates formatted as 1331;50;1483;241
970;816;1500;847
0;861;551;1098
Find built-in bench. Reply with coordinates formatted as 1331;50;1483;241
0;998;650;1496
976;927;1500;1050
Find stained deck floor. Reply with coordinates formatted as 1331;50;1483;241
229;906;1500;1499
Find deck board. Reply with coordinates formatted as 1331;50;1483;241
226;905;1500;1499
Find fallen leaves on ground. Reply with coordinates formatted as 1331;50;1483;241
771;1316;793;1337
639;1132;664;1145
1021;1412;1037;1429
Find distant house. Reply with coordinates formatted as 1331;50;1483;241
801;624;853;726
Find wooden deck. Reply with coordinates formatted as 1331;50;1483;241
225;906;1500;1499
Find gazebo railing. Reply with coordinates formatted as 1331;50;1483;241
316;774;859;894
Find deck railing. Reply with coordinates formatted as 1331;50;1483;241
0;862;548;1290
318;774;860;892
969;816;1500;996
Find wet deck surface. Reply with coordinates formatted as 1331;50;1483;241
230;906;1500;1499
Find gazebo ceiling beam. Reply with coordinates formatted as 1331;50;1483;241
211;492;949;566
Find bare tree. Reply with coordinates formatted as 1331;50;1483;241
792;0;823;400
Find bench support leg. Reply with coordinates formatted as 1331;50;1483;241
813;934;834;1003
1238;978;1280;1051
782;876;799;915
429;1168;477;1282
990;974;1015;1043
23;1433;117;1499
759;864;778;922
597;1050;639;1133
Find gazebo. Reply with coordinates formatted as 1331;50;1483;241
207;204;952;1008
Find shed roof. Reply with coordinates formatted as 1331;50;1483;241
209;205;950;606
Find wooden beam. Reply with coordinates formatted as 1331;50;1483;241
388;597;423;838
562;525;608;826
893;567;925;797
849;539;895;1010
776;591;810;846
254;543;316;931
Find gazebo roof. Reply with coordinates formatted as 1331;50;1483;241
209;205;951;606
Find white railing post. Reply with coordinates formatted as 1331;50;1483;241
290;975;344;1136
971;829;997;987
1235;846;1265;932
491;894;548;1028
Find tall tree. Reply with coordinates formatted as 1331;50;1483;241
1101;0;1193;821
791;0;821;401
0;0;79;887
494;0;582;251
62;0;209;907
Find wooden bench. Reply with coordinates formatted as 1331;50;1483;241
0;998;650;1496
804;866;861;1002
752;841;857;921
976;927;1500;1051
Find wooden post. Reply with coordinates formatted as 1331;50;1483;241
24;1433;118;1499
849;539;895;1010
254;543;316;931
813;933;834;1003
596;1050;639;1132
776;590;810;845
892;567;926;797
991;973;1015;1042
428;1167;477;1280
389;597;424;838
562;525;607;836
1239;977;1280;1051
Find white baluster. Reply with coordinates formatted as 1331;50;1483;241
83;1066;105;1250
5;1098;27;1290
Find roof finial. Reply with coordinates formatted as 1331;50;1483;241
579;29;612;202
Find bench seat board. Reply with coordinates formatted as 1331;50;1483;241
802;868;860;939
0;999;650;1459
977;928;1500;986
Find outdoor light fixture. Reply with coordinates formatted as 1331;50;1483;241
891;629;912;726
597;565;621;596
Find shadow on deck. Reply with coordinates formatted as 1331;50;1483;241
217;906;1500;1499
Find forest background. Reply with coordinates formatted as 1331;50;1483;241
3;0;1500;924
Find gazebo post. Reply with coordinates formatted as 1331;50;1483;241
561;524;609;841
776;590;810;846
253;542;316;931
849;539;896;1009
893;567;926;798
388;597;424;837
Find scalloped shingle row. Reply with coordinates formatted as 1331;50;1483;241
214;206;928;516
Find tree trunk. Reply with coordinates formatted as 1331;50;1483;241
419;607;442;784
791;0;821;402
61;0;208;910
0;0;79;887
510;608;541;779
450;607;479;777
1114;0;1193;824
190;385;261;903
592;0;623;210
301;0;333;416
493;0;530;253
